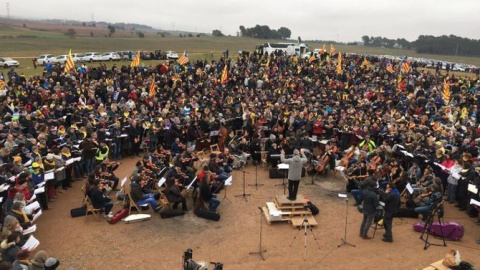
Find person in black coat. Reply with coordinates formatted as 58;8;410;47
1;232;21;263
380;183;399;242
359;179;379;239
88;180;113;216
165;177;187;211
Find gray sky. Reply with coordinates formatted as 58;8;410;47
4;0;480;42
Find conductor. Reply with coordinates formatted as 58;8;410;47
281;149;308;201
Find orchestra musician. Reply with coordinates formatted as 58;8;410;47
165;177;187;211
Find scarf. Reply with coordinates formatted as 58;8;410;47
12;209;30;223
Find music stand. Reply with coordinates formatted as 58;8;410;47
221;176;233;203
275;163;289;195
235;171;251;201
248;162;264;190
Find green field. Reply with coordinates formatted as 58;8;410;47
1;24;480;78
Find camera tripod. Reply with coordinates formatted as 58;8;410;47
420;201;447;250
289;210;320;261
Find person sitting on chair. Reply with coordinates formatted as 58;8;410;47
199;172;220;213
88;180;113;218
165;177;187;211
130;177;161;212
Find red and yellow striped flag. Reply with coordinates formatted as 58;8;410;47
177;50;189;65
220;65;228;85
0;80;5;89
149;80;156;97
443;79;450;104
64;49;75;73
320;44;326;55
361;57;370;67
308;53;316;63
329;44;335;56
336;52;342;74
386;62;395;73
130;51;140;67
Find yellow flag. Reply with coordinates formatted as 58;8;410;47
460;107;468;118
336;52;342;74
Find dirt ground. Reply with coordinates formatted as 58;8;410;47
34;157;480;270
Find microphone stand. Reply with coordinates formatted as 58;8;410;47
235;170;251;201
249;206;267;260
338;197;356;248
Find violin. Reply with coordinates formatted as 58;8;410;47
369;156;382;172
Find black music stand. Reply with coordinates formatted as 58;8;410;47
235;170;251;201
338;194;356;248
249;206;267;260
248;162;264;190
275;163;289;195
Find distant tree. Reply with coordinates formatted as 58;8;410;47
82;22;86;27
90;31;94;37
188;33;193;37
212;29;224;37
196;34;201;37
277;27;291;39
22;23;27;28
161;33;166;38
64;28;77;39
361;35;370;46
239;25;246;36
92;23;96;27
107;25;115;37
137;31;145;38
179;34;183;38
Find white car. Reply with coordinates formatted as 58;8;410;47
0;57;19;68
82;52;102;62
53;55;68;64
99;52;121;61
165;51;179;59
72;53;83;62
37;54;55;65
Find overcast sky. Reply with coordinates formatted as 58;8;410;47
4;0;480;42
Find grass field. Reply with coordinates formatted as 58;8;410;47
1;22;480;78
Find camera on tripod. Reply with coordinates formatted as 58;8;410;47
183;248;223;270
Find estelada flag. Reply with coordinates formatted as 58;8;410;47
149;80;156;97
220;65;228;85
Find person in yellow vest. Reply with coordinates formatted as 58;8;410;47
95;142;109;166
359;135;376;155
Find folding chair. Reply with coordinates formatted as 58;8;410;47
158;191;173;211
210;144;221;155
84;196;101;221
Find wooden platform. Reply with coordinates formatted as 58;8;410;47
261;194;318;228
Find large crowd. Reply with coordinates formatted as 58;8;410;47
0;49;480;267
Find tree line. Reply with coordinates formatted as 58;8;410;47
361;35;480;57
239;25;291;39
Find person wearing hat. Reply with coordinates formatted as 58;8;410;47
44;257;60;270
12;248;30;269
30;250;48;270
280;148;308;201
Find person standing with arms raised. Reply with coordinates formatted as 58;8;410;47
280;149;308;201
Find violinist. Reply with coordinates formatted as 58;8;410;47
219;148;234;173
165;177;187;211
171;138;183;156
359;135;376;156
345;161;369;192
232;138;250;168
267;143;281;168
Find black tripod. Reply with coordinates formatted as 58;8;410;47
289;210;320;261
420;201;447;250
235;170;251;201
249;206;267;260
248;163;264;190
338;197;356;248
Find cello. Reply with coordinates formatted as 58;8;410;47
339;146;355;168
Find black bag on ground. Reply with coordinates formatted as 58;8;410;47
159;209;186;219
307;202;319;215
70;206;87;218
194;208;220;221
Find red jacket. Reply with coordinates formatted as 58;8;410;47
312;120;323;135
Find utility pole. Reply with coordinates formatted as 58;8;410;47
6;2;10;19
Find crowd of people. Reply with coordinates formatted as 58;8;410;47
0;48;480;266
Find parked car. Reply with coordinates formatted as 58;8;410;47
165;51;179;59
0;57;19;68
37;54;55;65
53;55;68;64
82;52;102;62
118;51;132;60
99;52;121;61
72;53;83;62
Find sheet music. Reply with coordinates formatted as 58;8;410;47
0;184;9;192
24;201;40;213
468;184;478;194
22;235;40;250
74;157;82;162
119;134;129;138
401;151;414;158
34;186;45;194
406;183;414;194
32;209;42;223
225;176;233;186
65;158;75;166
28;194;37;204
44;172;55;181
158;177;166;188
187;176;197;190
277;163;289;170
56;166;65;171
338;193;347;198
23;159;32;167
470;198;480;207
120;177;128;187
